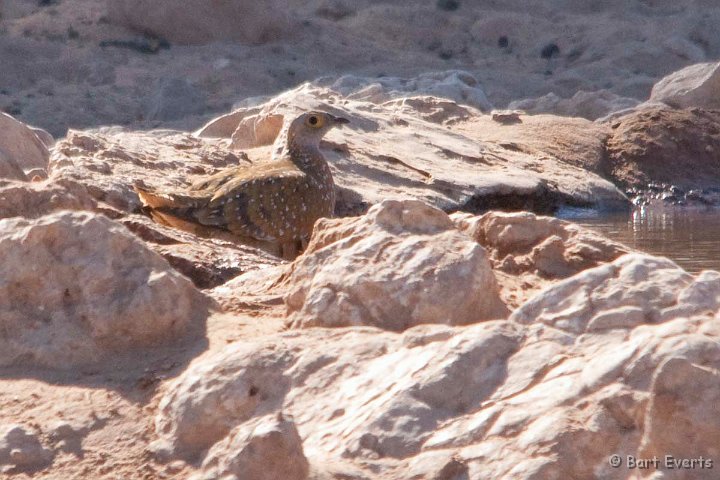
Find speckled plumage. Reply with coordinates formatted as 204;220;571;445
135;111;349;257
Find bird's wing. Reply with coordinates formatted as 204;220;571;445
189;166;241;192
193;168;308;241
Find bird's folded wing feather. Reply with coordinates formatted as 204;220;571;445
194;169;308;241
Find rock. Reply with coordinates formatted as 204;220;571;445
284;200;508;331
197;83;629;216
194;414;309;480
153;321;521;465
0;425;53;471
649;61;720;110
455;210;629;277
30;127;54;148
119;214;281;290
508;89;640;120
0;112;49;174
639;357;720;468
152;339;298;459
453;210;629;308
0;211;210;368
403;451;469;480
106;0;293;45
510;253;695;333
0;151;27;182
318;70;493;112
0;180;96;220
605;107;720;189
153;249;720;478
50;129;246;212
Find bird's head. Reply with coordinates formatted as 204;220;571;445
286;111;349;147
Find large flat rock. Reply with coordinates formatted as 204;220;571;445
198;84;629;215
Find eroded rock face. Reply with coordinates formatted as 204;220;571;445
193;414;309;480
152;322;521;466
284;200;508;330
197;83;629;215
510;253;695;333
650;61;720;110
455;210;629;278
0;180;96;220
154;252;720;478
0;112;49;176
453;210;630;308
0;211;210;368
317;70;493;112
508;89;640;120
49;129;245;212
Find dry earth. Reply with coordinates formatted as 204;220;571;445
1;0;720;136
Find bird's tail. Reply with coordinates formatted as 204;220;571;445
134;183;199;210
133;183;214;234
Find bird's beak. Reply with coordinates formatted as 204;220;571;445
331;114;350;126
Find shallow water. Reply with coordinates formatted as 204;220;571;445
564;207;720;274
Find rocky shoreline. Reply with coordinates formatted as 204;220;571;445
1;5;720;478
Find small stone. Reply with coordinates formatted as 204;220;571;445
540;43;560;59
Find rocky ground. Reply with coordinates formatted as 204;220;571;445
2;2;720;480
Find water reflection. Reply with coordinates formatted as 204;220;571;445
566;207;720;273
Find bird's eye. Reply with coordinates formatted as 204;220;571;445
306;115;324;128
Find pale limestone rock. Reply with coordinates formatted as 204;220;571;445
0;180;96;220
197;84;629;215
0;152;27;182
454;210;629;278
452;210;629;309
508;90;640;120
319;70;493;112
151;339;296;459
194;414;309;480
153;322;520;465
0;211;210;368
639;356;720;471
0;112;49;175
650;61;720;110
50;129;245;212
153;250;720;479
284;200;508;330
510;253;692;333
30;127;54;148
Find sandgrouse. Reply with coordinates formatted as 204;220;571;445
134;110;349;258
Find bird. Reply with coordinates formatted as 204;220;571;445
134;110;349;259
